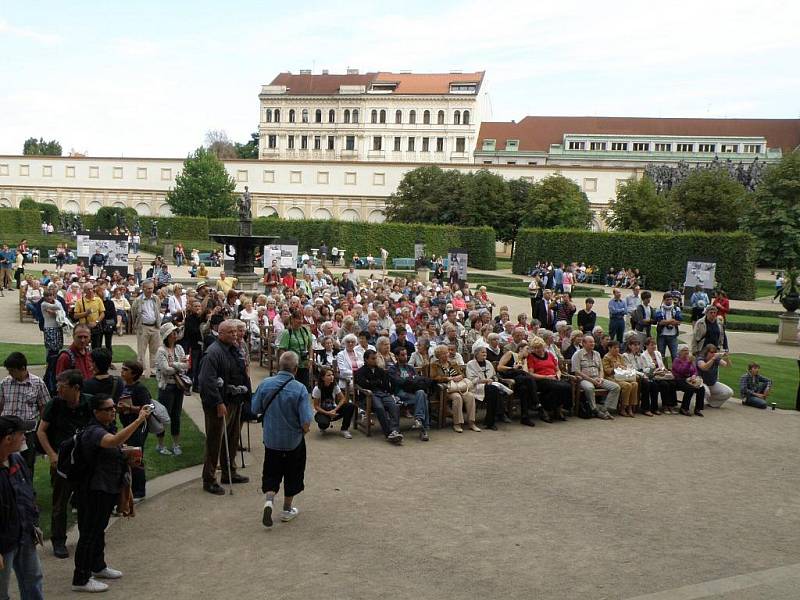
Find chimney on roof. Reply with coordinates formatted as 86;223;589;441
322;69;329;75
346;68;359;75
300;69;311;75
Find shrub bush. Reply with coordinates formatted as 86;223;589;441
0;209;44;234
209;218;496;269
137;217;209;240
17;198;59;225
512;229;756;300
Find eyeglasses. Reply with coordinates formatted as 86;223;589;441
97;406;116;412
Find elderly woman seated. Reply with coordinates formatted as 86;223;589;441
431;345;480;433
466;346;509;430
602;340;638;417
527;336;572;421
335;334;362;392
375;336;396;370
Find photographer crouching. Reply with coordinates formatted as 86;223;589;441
71;395;151;593
198;320;251;495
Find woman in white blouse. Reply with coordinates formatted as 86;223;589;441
167;283;187;319
641;336;677;414
335;334;362;393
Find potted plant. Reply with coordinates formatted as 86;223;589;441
779;266;800;313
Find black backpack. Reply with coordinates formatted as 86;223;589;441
577;393;594;419
56;429;94;483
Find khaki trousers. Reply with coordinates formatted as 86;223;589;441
202;402;242;484
137;324;160;371
616;379;639;407
449;391;476;425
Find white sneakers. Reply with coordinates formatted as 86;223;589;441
280;507;299;522
341;430;352;439
262;499;273;527
72;568;121;593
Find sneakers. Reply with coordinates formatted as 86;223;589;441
412;418;422;430
172;445;182;456
280;507;299;522
133;496;145;505
420;429;430;442
53;542;69;559
71;578;109;593
341;430;352;439
156;446;172;456
92;567;123;579
262;499;273;528
387;430;403;444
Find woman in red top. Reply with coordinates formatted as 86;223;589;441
281;270;296;290
526;337;572;421
712;289;730;322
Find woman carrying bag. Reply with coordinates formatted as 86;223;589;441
155;322;190;456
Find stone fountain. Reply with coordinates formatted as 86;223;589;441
210;186;278;290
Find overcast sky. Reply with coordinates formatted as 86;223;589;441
2;0;798;157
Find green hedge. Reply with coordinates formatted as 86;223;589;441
0;209;42;234
512;229;757;300
208;218;496;270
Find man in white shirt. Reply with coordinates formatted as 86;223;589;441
131;281;162;375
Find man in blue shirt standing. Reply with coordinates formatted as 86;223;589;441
608;288;627;343
251;351;313;528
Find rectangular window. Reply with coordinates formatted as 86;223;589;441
89;166;99;178
583;178;597;192
113;166;123;179
456;137;466;152
19;164;30;176
263;170;275;183
344;172;357;185
161;168;172;180
654;143;671;152
720;144;738;153
287;135;295;150
698;143;715;152
317;171;329;184
483;160;492;164
632;142;649;151
568;141;586;150
743;144;762;153
436;137;444;152
590;141;606;151
676;143;693;152
301;135;308;150
268;135;277;149
237;169;248;182
506;161;516;165
482;139;496;151
422;137;430;152
345;136;355;151
611;142;628;151
407;138;415;151
327;136;334;150
394;136;401;152
0;164;8;176
506;139;519;151
373;173;386;186
42;165;52;177
65;166;75;177
314;136;321;150
289;171;302;184
136;167;147;179
372;136;382;151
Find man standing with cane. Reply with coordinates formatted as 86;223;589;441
251;351;312;527
199;320;250;495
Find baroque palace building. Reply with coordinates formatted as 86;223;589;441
1;69;798;229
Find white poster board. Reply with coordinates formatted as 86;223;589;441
684;261;716;289
447;249;469;283
77;234;129;274
263;243;299;272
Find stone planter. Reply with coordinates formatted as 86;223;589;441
780;292;800;313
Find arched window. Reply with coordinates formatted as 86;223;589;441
453;110;461;125
302;109;309;123
328;109;335;123
315;109;322;123
409;110;416;124
379;109;386;124
353;109;359;123
343;109;350;123
437;110;445;125
289;109;296;123
423;110;430;124
274;109;280;123
371;109;378;123
463;110;470;125
395;110;402;124
265;109;272;123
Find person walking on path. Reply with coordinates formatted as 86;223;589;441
251;351;312;527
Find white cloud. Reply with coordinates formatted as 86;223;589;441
0;17;61;45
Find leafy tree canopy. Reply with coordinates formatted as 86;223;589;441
23;137;62;156
165;147;237;218
523;174;592;230
670;168;746;232
604;175;670;231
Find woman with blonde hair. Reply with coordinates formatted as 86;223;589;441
602;340;638;417
497;340;538;427
374;336;396;370
431;345;479;433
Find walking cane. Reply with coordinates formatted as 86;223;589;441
220;410;234;495
238;408;246;469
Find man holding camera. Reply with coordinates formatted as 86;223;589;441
199;320;250;495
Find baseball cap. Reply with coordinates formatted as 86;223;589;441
0;415;36;437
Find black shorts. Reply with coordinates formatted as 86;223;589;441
262;439;306;496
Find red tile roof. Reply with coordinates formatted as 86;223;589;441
477;116;800;153
267;71;484;95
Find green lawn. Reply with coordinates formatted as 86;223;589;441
0;342;138;365
719;353;797;410
33;377;205;539
755;279;780;299
496;257;513;270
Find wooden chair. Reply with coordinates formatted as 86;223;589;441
259;324;276;374
19;288;34;323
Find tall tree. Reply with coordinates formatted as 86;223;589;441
500;178;533;250
741;150;800;267
384;166;466;224
605;175;670;231
461;170;513;234
204;130;237;159
23;137;62;156
235;132;260;159
670;169;746;231
165;147;237;218
523;174;592;229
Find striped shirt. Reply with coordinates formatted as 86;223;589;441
0;373;50;425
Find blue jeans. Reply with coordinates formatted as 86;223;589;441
176;254;183;267
742;393;768;409
397;390;430;429
609;317;625;343
365;392;400;436
657;334;678;364
0;540;44;600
